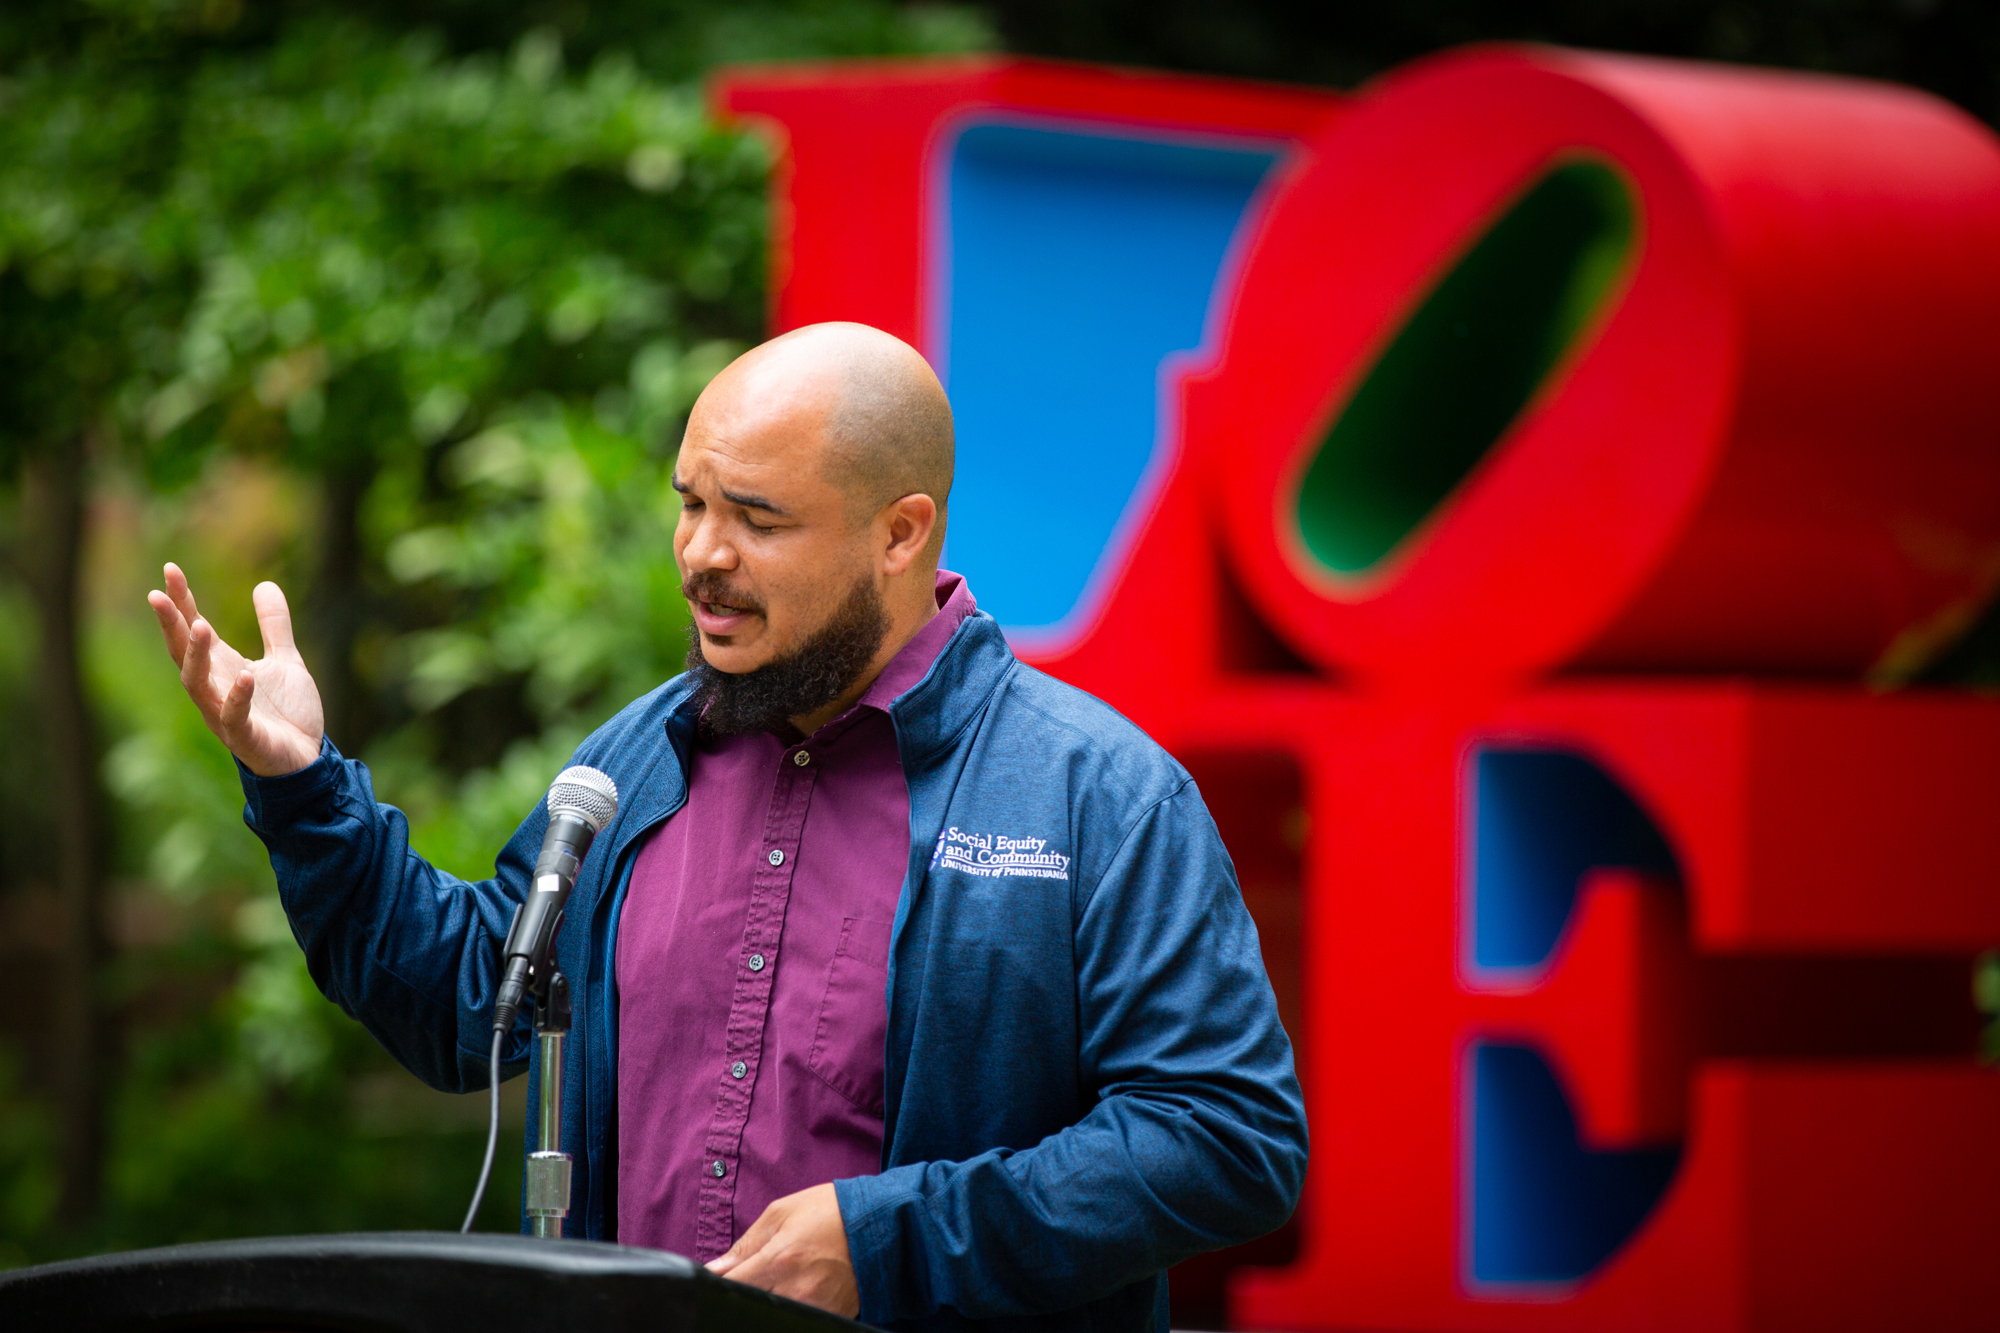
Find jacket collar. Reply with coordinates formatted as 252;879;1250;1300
603;675;704;871
888;610;1016;761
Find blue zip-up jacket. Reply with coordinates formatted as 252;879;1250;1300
240;609;1307;1331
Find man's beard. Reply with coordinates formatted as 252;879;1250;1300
684;572;891;739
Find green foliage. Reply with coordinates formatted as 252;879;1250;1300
0;1044;58;1268
372;398;721;878
0;0;992;1264
138;22;768;458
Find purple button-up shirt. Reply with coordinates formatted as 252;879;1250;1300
615;571;976;1259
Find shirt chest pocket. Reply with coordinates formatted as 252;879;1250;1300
807;917;893;1117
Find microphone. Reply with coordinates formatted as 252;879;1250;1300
491;766;619;1035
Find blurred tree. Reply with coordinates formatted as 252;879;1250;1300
0;16;206;1225
0;0;991;1257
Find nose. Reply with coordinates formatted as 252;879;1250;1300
676;504;738;577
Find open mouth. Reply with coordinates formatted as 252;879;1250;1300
682;572;766;637
691;595;763;636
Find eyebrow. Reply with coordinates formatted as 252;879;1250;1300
671;473;790;517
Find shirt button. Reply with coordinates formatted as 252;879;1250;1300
710;1159;726;1178
747;953;766;972
731;1061;747;1079
793;750;810;767
768;848;785;866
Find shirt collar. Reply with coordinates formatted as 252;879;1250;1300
857;569;976;714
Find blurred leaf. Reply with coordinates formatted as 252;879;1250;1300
0;0;990;1265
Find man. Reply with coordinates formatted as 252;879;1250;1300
149;322;1306;1330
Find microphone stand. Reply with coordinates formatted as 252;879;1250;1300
474;763;615;1241
523;971;572;1238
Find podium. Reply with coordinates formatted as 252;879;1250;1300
0;1231;868;1331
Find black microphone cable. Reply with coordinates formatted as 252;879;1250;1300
461;1028;504;1234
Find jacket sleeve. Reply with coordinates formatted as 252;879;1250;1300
833;780;1309;1322
238;736;544;1090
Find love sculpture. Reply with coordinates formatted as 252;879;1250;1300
718;47;2000;1332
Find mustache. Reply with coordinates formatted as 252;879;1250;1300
680;571;766;616
687;571;889;739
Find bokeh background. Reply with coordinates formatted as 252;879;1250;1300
1;0;1995;1301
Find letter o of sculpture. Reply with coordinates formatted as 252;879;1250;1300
1189;47;2000;684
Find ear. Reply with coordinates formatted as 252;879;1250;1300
877;493;940;576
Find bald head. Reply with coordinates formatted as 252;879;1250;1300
675;323;955;719
703;322;954;535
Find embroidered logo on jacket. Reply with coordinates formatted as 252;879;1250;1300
930;825;1071;881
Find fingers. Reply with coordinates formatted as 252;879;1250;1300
220;667;255;737
163;562;203;631
152;561;205;668
252;581;298;658
706;1233;759;1277
156;567;295;671
148;589;191;665
707;1203;783;1276
182;617;222;713
716;1220;791;1289
722;1247;776;1288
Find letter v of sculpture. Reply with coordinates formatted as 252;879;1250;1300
716;46;2000;1331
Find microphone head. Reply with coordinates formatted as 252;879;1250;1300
547;765;619;832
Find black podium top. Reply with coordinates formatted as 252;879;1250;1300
0;1231;870;1332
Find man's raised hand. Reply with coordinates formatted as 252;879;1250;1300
148;563;325;778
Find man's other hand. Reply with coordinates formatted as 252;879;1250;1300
147;563;325;778
706;1182;860;1319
